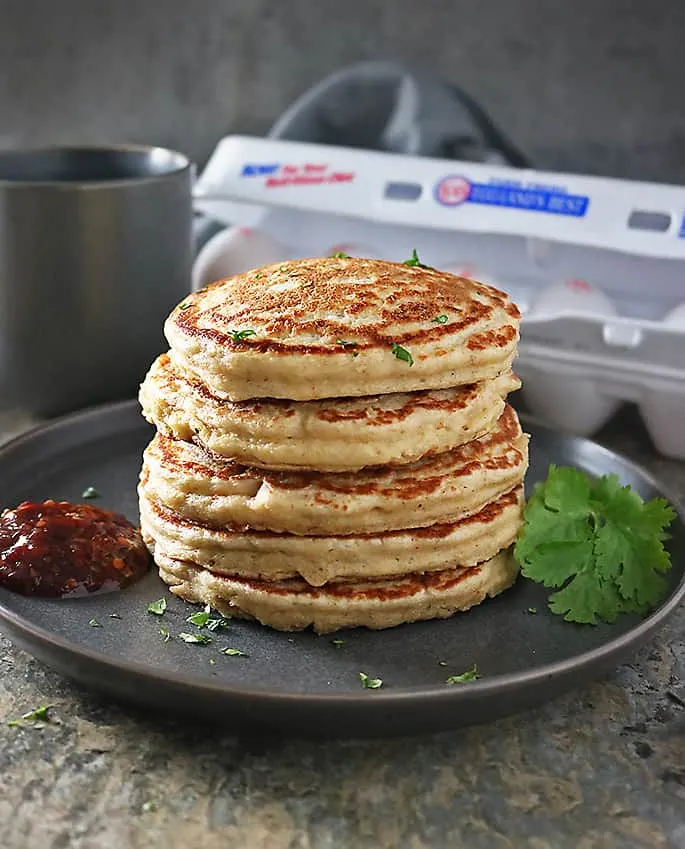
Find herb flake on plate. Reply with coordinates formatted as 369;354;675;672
359;672;383;689
220;648;248;657
446;665;479;685
147;598;167;616
178;632;212;645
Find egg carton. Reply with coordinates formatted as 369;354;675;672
193;135;685;459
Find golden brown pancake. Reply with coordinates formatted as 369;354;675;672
140;405;528;535
139;484;524;587
139;352;520;471
164;257;520;401
155;548;518;633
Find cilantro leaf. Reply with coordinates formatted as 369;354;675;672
514;466;675;624
186;610;211;628
359;672;383;689
331;251;350;258
178;632;212;645
7;704;53;728
81;486;99;499
391;342;414;366
228;329;256;343
431;314;449;324
446;664;479;684
147;598;167;616
402;249;432;269
220;648;247;657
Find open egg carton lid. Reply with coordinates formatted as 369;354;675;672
193;135;685;458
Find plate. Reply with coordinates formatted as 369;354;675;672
0;400;683;737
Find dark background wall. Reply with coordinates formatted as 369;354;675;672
1;0;684;183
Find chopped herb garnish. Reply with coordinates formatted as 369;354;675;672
186;610;211;628
527;607;538;615
81;486;99;500
141;801;157;813
446;664;479;685
391;342;414;366
254;272;262;279
147;598;167;616
88;618;102;628
159;627;170;643
228;328;257;342
402;249;432;269
279;266;287;272
7;704;53;728
178;302;193;311
178;632;212;645
109;613;122;619
186;606;228;631
431;314;449;324
208;658;216;666
359;672;383;689
220;648;248;657
331;251;350;258
331;639;345;648
336;339;358;349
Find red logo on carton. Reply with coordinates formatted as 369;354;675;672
434;176;471;206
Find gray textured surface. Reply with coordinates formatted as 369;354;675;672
2;0;685;183
0;407;683;849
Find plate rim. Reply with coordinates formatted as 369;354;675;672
0;399;683;708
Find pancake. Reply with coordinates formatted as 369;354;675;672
164;257;520;402
139;353;520;472
141;406;529;535
155;548;518;633
139;484;524;587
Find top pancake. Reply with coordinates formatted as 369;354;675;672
165;256;520;401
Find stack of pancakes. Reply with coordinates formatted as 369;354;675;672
138;257;528;633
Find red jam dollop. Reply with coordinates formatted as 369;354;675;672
0;500;150;597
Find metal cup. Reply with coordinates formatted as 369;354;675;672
0;145;193;416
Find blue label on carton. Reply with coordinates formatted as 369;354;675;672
434;175;589;217
679;213;685;238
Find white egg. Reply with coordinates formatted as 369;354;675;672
529;278;617;318
663;302;685;328
192;227;288;290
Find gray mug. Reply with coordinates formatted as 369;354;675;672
0;145;193;416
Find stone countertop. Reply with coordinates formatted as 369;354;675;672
0;408;683;849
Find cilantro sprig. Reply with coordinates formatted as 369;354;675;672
514;466;675;624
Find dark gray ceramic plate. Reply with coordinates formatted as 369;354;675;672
0;400;683;737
